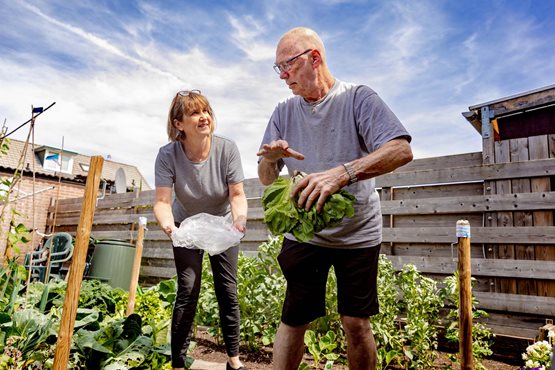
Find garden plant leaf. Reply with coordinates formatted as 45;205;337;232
261;174;356;242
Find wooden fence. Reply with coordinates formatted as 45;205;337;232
47;149;555;339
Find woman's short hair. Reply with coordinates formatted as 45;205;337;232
167;91;216;141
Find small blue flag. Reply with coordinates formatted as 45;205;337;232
46;153;59;160
32;107;44;113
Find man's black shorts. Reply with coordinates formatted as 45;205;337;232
277;237;381;327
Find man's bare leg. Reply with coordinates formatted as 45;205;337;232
272;322;309;370
341;315;377;370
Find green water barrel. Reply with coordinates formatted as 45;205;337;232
88;239;135;290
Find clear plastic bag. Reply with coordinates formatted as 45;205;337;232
171;213;244;256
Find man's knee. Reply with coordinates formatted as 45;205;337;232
340;315;371;335
279;321;310;336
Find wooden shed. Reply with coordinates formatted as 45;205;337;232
462;83;555;299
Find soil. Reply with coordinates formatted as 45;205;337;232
190;330;520;369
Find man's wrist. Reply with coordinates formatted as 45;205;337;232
342;162;358;185
264;157;278;165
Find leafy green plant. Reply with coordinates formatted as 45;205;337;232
0;308;57;363
0;259;27;317
440;272;494;370
71;313;170;369
5;223;30;256
240;236;285;348
397;264;442;369
0;277;180;369
79;279;128;317
261;174;355;242
304;330;340;366
370;255;404;369
196;236;286;349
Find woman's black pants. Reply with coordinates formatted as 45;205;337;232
170;245;240;368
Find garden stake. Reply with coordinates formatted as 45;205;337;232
456;219;474;370
52;156;103;370
126;216;147;315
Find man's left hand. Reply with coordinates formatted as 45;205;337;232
291;166;347;213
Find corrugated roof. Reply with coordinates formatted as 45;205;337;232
0;138;151;190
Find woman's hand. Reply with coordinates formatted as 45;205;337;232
161;223;175;238
232;215;247;234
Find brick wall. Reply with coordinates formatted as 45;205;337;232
0;171;85;258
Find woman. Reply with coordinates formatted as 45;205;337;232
154;90;248;370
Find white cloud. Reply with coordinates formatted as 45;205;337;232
228;15;276;62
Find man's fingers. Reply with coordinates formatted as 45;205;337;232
285;147;305;160
257;141;304;161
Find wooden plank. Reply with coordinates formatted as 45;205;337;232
391;152;483;172
48;212;157;226
376;158;555;188
479;88;555;117
391;214;482;228
87;227;270;243
52;190;155;210
484;311;547;340
51;197;153;213
389;243;486;259
494;139;516;294
381;191;555;215
140;265;175;279
249;207;264;220
483;135;497;292
76;225;555;247
387;255;555;280
510;137;536;295
140;246;173;259
393;182;483;200
247;198;262;208
141;242;262;259
474;291;555;316
244;178;267;198
382;226;555;244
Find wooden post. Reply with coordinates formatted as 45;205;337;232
126;216;147;315
457;219;474;370
52;156;103;370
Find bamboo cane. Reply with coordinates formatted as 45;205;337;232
126;216;147;315
457;219;474;370
52;156;103;370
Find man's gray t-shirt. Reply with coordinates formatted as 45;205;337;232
260;80;411;248
155;135;244;223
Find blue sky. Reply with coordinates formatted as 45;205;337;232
1;0;554;187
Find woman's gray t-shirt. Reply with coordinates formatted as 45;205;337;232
155;135;245;223
260;80;411;248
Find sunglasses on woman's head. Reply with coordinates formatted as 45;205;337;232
177;89;201;97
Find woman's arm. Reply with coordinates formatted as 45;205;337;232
228;181;248;233
153;186;175;238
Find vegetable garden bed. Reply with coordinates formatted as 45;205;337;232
1;235;552;369
188;328;518;370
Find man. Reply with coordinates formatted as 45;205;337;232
257;27;412;370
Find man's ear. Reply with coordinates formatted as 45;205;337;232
311;50;322;67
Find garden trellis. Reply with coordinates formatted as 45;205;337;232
0;102;56;263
